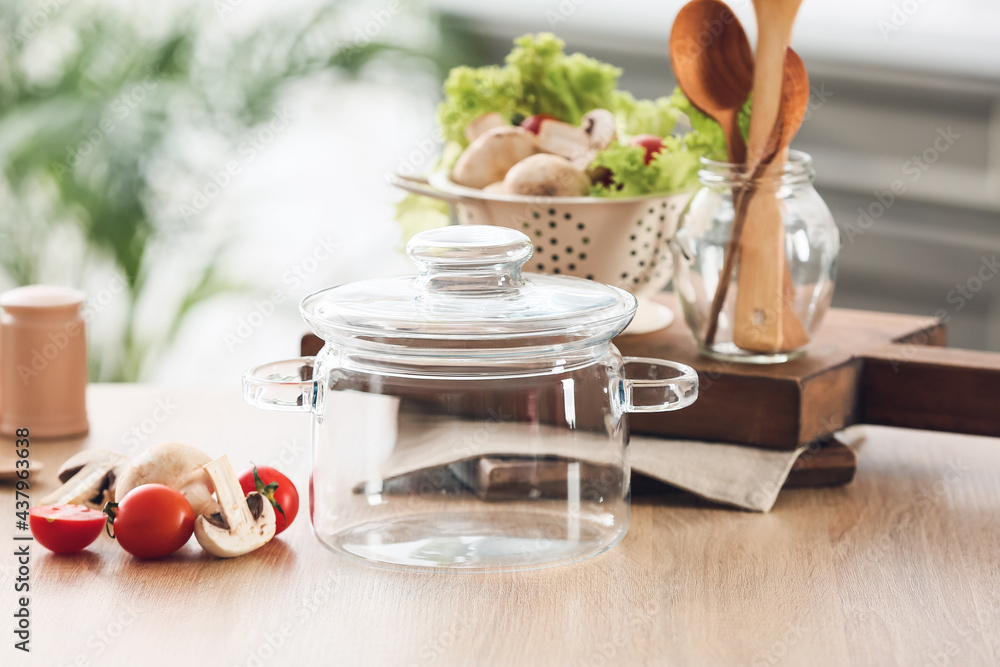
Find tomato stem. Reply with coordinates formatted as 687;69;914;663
102;501;119;539
251;464;287;524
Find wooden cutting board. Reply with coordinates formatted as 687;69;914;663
619;295;1000;450
453;439;857;498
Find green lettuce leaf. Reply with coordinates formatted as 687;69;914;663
589;135;701;198
668;86;751;161
437;65;525;146
505;33;621;125
433;35;747;200
610;91;679;138
395;193;451;243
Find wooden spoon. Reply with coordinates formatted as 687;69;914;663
704;48;810;347
731;0;805;353
669;0;753;164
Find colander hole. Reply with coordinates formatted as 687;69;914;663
551;254;559;262
586;274;594;280
648;208;654;214
630;234;636;241
577;223;585;230
579;252;587;260
569;263;576;270
630;250;637;256
537;263;545;270
536;246;543;252
565;246;573;253
523;221;530;228
548;208;556;215
553;268;561;274
535;230;542;237
582;237;590;244
564;212;571;219
659;215;665;222
549;221;557;228
533;212;541;219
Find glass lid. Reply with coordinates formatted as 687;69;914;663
301;226;636;351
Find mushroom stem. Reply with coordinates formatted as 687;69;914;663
194;455;276;558
205;456;253;534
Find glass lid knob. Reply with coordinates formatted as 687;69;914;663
406;225;533;293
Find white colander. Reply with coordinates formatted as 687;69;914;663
390;172;693;334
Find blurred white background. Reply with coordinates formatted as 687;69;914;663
3;0;998;387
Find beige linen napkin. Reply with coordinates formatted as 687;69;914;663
354;406;862;513
630;436;807;512
631;426;866;512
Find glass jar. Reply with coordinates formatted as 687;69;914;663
672;151;839;363
244;226;698;572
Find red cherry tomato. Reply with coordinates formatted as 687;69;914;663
105;484;194;559
520;114;557;135
629;134;665;164
29;505;106;554
238;465;299;535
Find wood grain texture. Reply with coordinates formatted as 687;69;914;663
3;386;999;666
864;345;1000;438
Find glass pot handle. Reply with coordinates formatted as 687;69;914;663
620;357;699;414
243;357;318;413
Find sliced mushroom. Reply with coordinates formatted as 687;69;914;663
581;108;617;152
451;126;540;189
536;110;616;171
535;119;591;164
194;456;276;558
502;154;591;197
40;449;129;509
464;112;506;143
114;442;216;516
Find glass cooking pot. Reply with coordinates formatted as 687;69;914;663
243;226;698;572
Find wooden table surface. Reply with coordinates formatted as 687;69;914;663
3;385;999;666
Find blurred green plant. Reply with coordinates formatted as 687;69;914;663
0;0;472;380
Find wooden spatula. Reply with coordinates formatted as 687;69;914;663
732;0;805;353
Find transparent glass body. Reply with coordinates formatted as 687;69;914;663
311;345;629;571
672;151;840;363
245;226;697;571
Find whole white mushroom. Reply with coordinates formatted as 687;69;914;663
502;154;591;197
451;126;540;189
115;442;216;515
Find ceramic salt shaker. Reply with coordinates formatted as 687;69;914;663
0;285;89;438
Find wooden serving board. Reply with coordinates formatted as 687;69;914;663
619;295;1000;450
455;439;857;498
